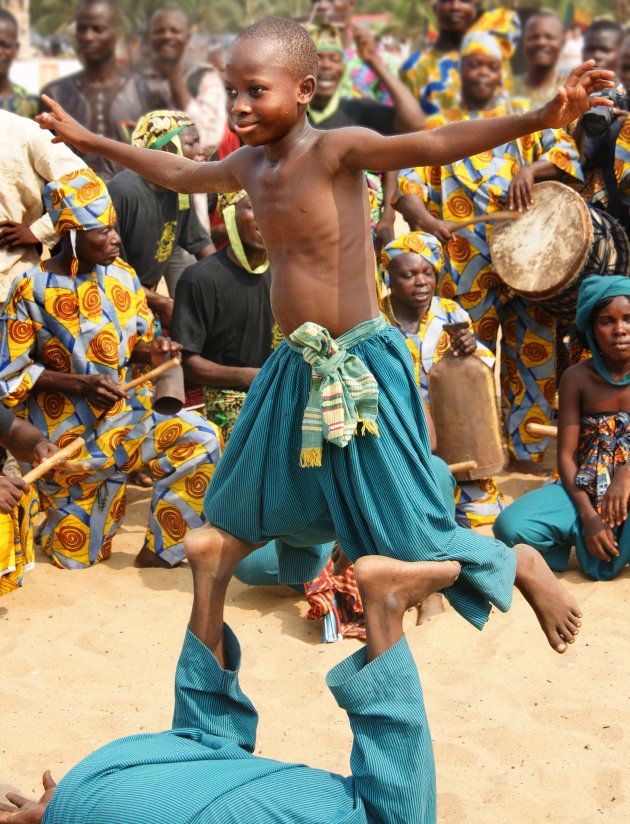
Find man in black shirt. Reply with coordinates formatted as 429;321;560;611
170;191;275;441
108;110;213;327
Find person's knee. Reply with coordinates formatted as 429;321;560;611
492;507;522;546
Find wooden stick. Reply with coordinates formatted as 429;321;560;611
525;422;558;438
53;460;90;474
448;211;522;234
21;360;181;485
120;357;181;393
447;459;478;474
23;437;86;484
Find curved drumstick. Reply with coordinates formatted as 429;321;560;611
448;211;522;235
22;359;182;484
525;422;558;439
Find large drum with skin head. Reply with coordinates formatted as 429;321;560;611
490;181;630;322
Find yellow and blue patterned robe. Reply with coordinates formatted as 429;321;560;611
0;259;221;569
383;297;503;528
395;100;582;462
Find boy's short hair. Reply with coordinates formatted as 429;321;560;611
76;0;120;24
234;16;319;80
584;18;624;43
0;8;19;37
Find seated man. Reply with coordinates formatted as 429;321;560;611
170;190;275;442
0;407;60;596
108;110;214;326
0;547;461;824
0;169;221;570
494;276;630;581
380;231;504;528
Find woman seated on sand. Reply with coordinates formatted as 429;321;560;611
494;276;630;581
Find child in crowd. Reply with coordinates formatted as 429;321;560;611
37;16;613;660
495;276;630;581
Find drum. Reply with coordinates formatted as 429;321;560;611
490;181;630;322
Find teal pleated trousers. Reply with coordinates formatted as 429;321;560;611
43;626;436;824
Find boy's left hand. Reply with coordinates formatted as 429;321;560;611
601;465;630;528
539;61;615;130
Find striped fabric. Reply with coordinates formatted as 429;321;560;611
43;627;436;823
287;319;383;467
206;321;516;630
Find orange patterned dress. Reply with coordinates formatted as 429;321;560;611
0;260;221;569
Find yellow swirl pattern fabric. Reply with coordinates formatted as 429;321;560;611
0;259;221;569
0;487;38;597
394;100;582;462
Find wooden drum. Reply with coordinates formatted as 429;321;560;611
490;181;630;322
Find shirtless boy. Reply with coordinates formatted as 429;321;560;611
38;17;614;661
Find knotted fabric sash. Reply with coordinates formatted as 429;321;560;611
287;317;385;467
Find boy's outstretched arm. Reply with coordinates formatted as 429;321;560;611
338;62;614;172
36;95;242;195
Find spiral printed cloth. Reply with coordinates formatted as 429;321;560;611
395;101;582;462
0;260;221;568
43;168;116;237
0;487;39;596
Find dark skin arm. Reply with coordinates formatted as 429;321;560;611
37;64;613;194
352;26;424;134
557;367;619;562
374;171;396;252
182;352;259;389
396;193;453;242
0;417;60;514
508;159;567;212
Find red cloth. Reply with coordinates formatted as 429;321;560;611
304;559;365;640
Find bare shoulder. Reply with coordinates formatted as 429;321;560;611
559;359;594;394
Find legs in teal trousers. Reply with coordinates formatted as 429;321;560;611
493;481;630;581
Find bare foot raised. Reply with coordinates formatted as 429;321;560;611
354;556;460;661
514;544;582;653
134;543;180;568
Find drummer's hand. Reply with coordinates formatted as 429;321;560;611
150;336;182;366
79;374;128;410
583;513;619;561
539;60;615;129
425;216;452;243
0;476;28;514
508;166;535;212
449;326;476;357
601;465;630;528
31;440;59;467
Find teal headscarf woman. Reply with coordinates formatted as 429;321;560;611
576;275;630;385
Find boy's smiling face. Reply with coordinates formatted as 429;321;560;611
225;39;315;146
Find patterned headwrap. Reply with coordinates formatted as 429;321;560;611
308;24;345;54
381;232;444;275
576;275;630;386
132;110;196;210
460;31;504;63
467;8;521;62
217;190;269;275
43;168;117;277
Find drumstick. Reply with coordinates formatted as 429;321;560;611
447;459;478;474
525;422;558;438
53;460;90;474
22;360;181;484
448;211;522;234
23;437;86;483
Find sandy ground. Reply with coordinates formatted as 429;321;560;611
1;469;629;824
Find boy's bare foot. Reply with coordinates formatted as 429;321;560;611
513;544;582;653
354;556;460;661
508;457;550;477
133;543;179;568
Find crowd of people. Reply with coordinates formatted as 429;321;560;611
0;1;629;822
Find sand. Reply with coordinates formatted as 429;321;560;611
1;472;629;823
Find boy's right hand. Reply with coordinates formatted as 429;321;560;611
583;512;619;561
36;95;94;150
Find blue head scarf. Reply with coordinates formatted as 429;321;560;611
576;275;630;385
